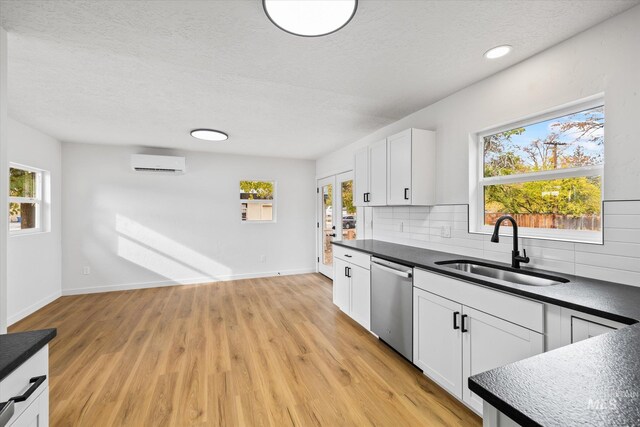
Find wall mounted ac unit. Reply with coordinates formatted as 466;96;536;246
131;154;186;174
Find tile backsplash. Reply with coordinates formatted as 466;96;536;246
371;201;640;287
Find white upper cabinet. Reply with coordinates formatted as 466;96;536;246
386;128;436;206
354;147;369;207
354;139;387;207
368;140;387;206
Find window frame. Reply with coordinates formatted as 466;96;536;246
239;179;277;223
8;163;44;236
475;98;604;244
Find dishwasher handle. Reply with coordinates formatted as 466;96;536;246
371;260;412;278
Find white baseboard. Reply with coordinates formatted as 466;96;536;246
8;289;62;326
61;268;316;296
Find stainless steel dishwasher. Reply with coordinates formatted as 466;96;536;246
370;257;413;362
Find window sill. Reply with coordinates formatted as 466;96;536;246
9;229;49;238
468;229;603;245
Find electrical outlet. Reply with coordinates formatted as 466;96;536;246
440;225;451;238
82;266;91;275
259;255;266;263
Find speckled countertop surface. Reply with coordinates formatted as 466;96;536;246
333;239;640;324
0;329;56;381
333;239;640;426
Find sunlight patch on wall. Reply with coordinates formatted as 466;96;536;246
115;214;232;281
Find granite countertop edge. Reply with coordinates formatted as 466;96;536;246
0;328;57;381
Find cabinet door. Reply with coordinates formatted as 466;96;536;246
354;147;369;207
571;317;615;343
333;258;351;313
9;386;49;427
368;139;387;206
462;306;544;414
413;288;463;399
387;130;412;205
349;264;371;330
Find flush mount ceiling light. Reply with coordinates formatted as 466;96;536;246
190;129;228;141
484;45;513;59
263;0;358;37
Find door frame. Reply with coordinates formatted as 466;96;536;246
317;171;356;279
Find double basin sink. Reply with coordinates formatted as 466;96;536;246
436;260;570;287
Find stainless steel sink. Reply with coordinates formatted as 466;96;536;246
436;260;570;287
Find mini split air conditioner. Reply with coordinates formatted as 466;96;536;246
131;154;186;174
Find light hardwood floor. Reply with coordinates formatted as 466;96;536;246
10;273;481;426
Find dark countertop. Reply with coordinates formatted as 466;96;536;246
333;239;640;426
333;239;640;325
469;323;640;426
0;329;56;381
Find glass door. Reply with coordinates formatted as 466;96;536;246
318;176;335;278
337;172;357;242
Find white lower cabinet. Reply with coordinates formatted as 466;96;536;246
462;307;544;413
571;317;615;343
333;258;351;313
9;387;49;427
333;248;371;330
413;269;545;416
413;288;463;399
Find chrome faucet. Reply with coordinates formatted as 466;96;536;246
491;215;530;269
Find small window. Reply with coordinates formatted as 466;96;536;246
9;165;43;234
240;180;275;222
478;102;604;242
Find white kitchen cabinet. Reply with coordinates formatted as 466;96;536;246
349;264;371;330
413;269;544;415
354;147;369;207
354;139;387;207
386;128;436;206
8;387;48;427
462;306;544;414
333;247;371;330
571;317;615;343
333;258;351;313
0;346;49;427
413;288;463;399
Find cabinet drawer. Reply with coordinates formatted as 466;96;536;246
0;346;49;426
571;317;615;343
333;246;370;270
414;269;544;333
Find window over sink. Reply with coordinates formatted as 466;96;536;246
476;99;604;243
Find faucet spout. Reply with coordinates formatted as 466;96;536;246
491;215;530;269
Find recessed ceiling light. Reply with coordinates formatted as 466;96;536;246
484;45;513;59
263;0;358;37
190;129;228;141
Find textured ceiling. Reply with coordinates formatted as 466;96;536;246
1;0;638;159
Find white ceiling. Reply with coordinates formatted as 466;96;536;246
1;0;637;159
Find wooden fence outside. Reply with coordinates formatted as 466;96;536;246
485;213;601;231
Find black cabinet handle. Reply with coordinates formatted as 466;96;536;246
453;311;460;330
345;266;348;277
329;233;336;237
4;375;46;404
344;254;352;258
346;267;351;278
404;188;409;200
461;314;468;333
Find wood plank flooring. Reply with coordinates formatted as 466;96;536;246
10;273;481;426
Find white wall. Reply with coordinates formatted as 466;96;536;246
7;118;63;324
0;27;9;332
317;5;640;203
62;143;316;294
